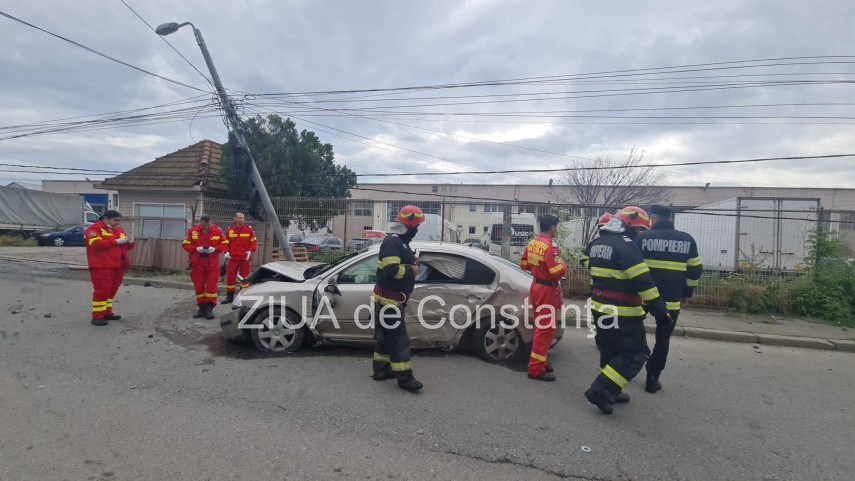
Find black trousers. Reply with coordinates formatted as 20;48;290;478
646;309;680;376
373;304;412;370
591;312;650;396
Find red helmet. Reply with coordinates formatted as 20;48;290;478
597;213;613;227
395;205;425;228
615;206;651;230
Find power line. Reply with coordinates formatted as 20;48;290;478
118;0;213;86
350;153;855;177
0;9;208;93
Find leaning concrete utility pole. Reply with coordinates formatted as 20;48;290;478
156;21;295;261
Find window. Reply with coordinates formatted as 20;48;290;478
484;203;506;213
133;203;186;239
351;201;373;217
337;255;378;284
469;204;477;212
483;226;489;233
490;223;535;246
387;201;441;221
416;253;496;285
468;226;476;235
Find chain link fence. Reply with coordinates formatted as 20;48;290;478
194;196;854;310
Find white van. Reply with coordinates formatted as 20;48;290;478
395;213;459;243
486;212;537;262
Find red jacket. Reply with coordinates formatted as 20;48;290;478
182;224;227;265
225;224;257;257
85;221;135;270
520;233;567;282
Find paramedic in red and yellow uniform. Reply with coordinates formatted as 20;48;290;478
222;212;256;304
84;210;135;326
182;215;226;319
520;214;566;381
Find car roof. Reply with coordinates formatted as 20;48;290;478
364;241;492;257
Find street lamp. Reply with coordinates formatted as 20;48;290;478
156;21;295;261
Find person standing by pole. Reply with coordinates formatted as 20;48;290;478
222;212;257;304
85;210;134;326
520;214;566;382
182;215;226;319
636;205;703;394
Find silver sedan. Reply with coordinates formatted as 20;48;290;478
219;242;565;362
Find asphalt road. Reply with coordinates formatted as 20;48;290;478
1;259;853;481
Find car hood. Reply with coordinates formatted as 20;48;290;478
262;261;325;281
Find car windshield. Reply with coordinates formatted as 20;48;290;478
303;250;365;279
302;237;328;244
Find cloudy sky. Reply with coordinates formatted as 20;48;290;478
3;0;855;192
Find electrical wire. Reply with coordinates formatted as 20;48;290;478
0;9;208;93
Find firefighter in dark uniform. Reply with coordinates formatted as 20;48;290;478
371;205;425;392
636;205;703;393
584;206;672;415
520;214;566;382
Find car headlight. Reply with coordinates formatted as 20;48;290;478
40;234;50;237
232;295;242;308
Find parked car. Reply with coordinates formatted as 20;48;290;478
345;238;382;251
463;238;488;250
219;242;564;362
36;224;88;246
293;236;344;258
287;234;305;245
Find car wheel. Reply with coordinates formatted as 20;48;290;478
52;237;65;247
472;322;523;362
249;306;306;353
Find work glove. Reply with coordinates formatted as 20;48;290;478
245;251;252;261
196;246;207;254
224;252;231;261
115;237;129;245
655;312;674;329
205;247;217;254
127;236;135;244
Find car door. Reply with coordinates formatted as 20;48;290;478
406;251;497;344
315;253;378;341
67;225;86;246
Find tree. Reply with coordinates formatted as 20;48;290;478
220;114;357;229
548;148;670;243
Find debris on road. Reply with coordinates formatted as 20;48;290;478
581;446;592;453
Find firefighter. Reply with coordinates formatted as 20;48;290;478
182;215;226;319
85;210;135;326
636;205;703;393
520;214;566;382
371;205;424;392
584;206;672;414
222;212;257;304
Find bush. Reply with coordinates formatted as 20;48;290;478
0;236;37;247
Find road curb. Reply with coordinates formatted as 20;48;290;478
646;325;851;352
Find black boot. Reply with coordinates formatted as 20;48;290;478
204;304;216;320
645;373;662;393
546;360;554;374
584;386;614;415
192;305;205;319
91;318;108;327
614;392;631;404
528;371;556;382
394;370;423;392
372;362;393;381
104;314;121;321
222;292;234;305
